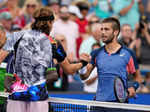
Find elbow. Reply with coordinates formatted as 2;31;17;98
119;12;124;16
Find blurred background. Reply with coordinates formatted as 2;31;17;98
0;0;150;105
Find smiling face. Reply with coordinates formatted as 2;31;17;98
101;23;116;44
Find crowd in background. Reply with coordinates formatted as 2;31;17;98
0;0;150;93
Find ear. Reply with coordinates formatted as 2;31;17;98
114;30;119;36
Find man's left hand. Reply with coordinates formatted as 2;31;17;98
128;87;136;98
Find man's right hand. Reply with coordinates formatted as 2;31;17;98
79;53;91;68
128;87;136;98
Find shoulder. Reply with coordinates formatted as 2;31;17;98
121;46;139;68
69;21;78;27
91;46;104;57
90;47;104;65
7;30;26;42
121;46;135;57
13;30;26;36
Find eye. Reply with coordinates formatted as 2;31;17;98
104;28;109;31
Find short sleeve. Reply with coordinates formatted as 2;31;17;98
127;48;139;69
90;48;100;66
127;56;136;74
3;31;25;52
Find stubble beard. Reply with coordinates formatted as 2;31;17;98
103;33;115;44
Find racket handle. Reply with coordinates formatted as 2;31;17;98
126;91;138;99
134;94;138;99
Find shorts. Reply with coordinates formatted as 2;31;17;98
7;100;48;112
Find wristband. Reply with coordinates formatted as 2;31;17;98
78;66;87;75
133;81;140;91
80;60;88;68
128;81;140;91
47;67;56;71
52;42;67;62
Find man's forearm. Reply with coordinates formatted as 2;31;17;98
85;76;97;85
60;59;83;75
93;0;98;6
134;69;143;83
79;64;94;80
0;49;9;64
135;47;141;59
138;1;144;14
119;4;133;16
0;25;6;49
144;31;150;45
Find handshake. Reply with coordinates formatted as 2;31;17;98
78;53;91;78
79;53;91;68
52;40;91;66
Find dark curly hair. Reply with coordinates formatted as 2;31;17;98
31;7;54;35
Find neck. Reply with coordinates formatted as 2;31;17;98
105;39;121;54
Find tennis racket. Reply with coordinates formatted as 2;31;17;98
114;77;128;103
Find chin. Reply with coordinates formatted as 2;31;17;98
102;39;107;43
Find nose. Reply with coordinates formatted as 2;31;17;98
101;28;105;35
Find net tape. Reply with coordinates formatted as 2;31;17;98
0;92;150;111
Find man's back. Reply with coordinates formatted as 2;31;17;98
3;30;52;86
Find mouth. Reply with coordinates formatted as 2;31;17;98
102;36;107;39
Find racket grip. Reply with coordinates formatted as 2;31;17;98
134;94;138;99
126;90;138;99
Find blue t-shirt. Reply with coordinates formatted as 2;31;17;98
90;46;138;101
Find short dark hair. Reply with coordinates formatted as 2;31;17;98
76;2;89;11
101;17;120;36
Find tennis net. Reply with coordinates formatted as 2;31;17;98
48;97;150;112
0;92;150;112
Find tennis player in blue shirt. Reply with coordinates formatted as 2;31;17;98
79;17;142;111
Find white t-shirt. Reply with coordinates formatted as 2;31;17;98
51;19;79;60
84;67;98;93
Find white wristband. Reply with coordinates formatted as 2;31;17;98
78;66;87;75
